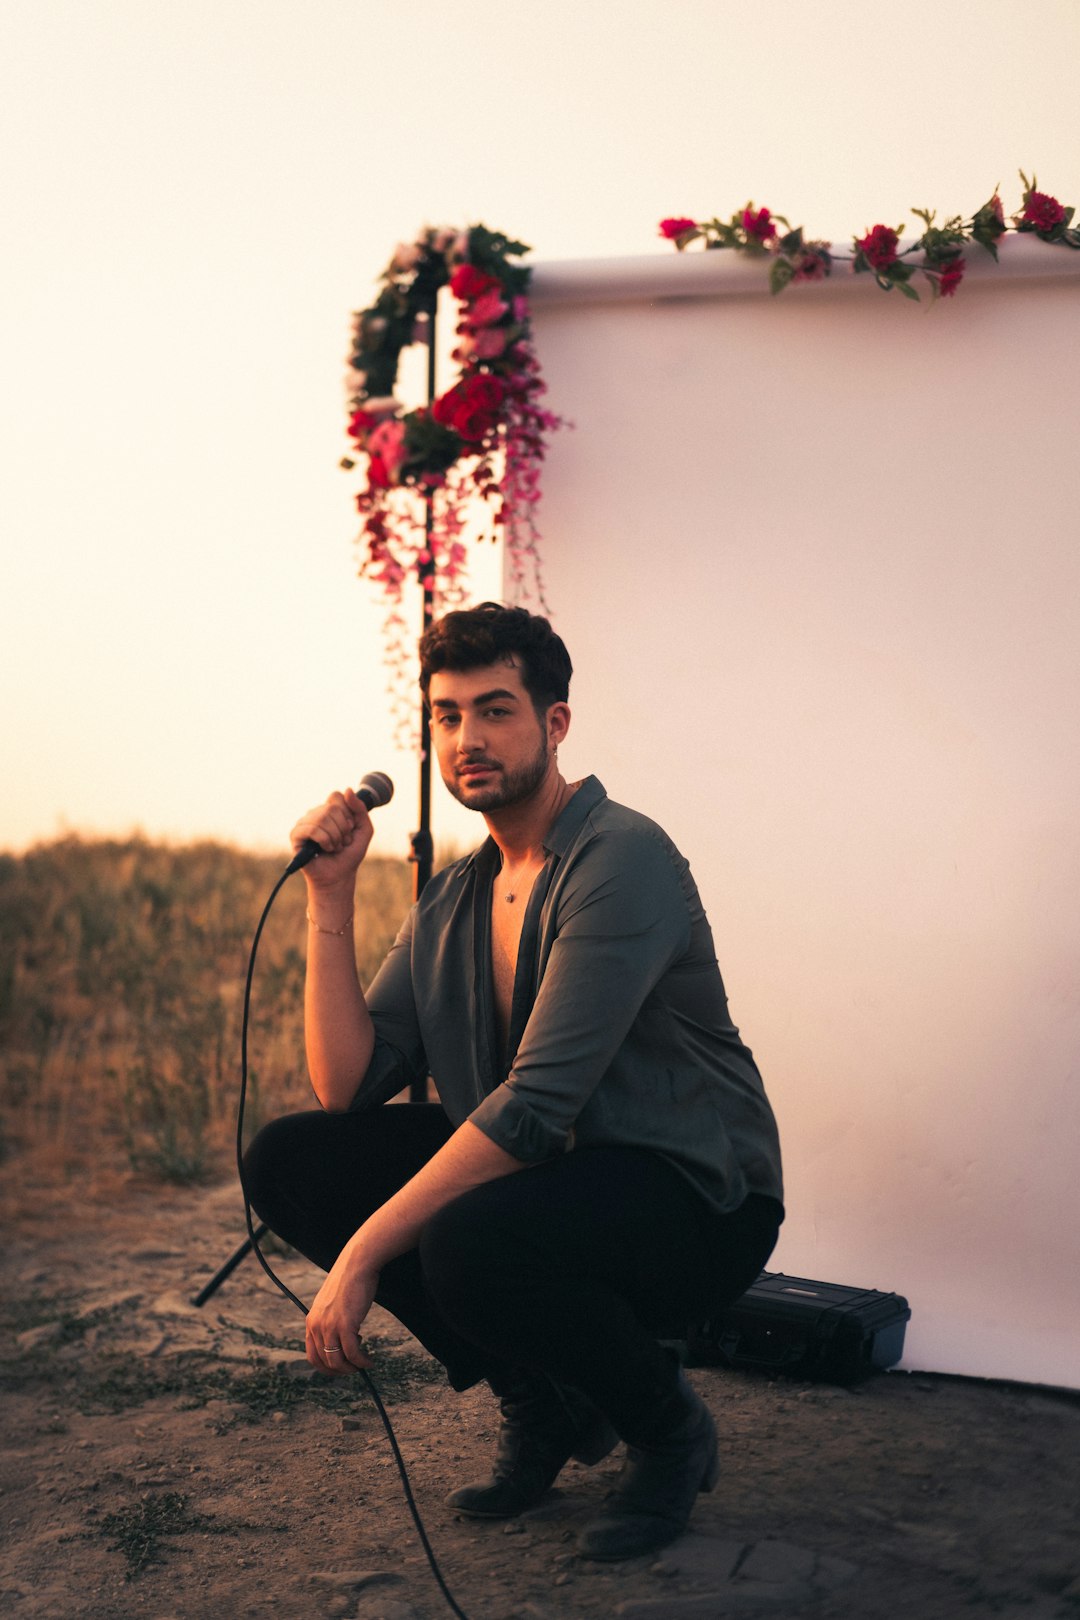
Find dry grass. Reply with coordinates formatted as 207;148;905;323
0;836;415;1202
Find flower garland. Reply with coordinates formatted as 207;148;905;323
342;224;564;737
660;171;1079;303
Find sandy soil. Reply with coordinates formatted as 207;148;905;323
2;1176;1079;1620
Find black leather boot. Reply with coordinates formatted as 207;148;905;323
446;1372;618;1519
577;1372;719;1560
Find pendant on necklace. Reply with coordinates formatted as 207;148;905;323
505;892;516;904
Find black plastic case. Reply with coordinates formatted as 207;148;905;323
685;1271;911;1385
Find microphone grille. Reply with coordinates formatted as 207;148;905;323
358;771;394;808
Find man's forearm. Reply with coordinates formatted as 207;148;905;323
304;884;375;1110
348;1120;524;1271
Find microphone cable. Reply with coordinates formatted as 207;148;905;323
235;865;473;1620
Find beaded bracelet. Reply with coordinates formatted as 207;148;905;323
306;908;355;936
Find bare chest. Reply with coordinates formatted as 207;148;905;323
490;864;544;1058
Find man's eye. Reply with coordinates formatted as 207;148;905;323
484;707;509;718
437;714;460;728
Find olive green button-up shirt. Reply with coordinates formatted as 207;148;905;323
353;776;783;1216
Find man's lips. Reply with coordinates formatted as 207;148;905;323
458;763;499;779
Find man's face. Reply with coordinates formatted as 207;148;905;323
428;659;559;813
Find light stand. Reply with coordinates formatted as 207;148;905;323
195;293;442;1303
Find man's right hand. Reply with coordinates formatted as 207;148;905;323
290;788;375;893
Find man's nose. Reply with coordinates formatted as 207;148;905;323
457;714;486;754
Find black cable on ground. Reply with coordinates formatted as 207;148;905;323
234;866;473;1620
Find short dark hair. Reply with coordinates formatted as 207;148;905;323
419;602;573;715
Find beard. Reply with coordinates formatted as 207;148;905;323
446;733;551;812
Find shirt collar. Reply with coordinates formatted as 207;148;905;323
457;775;607;876
543;774;606;856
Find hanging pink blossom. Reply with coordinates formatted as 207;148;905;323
468;289;509;328
472;327;510;360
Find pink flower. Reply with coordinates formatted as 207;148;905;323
450;264;500;300
368;419;407;482
472;327;509;360
989;193;1005;225
937;256;965;298
742;206;777;243
792;251;827;283
856;224;901;270
1021;190;1066;232
659;217;697;240
468;289;509;327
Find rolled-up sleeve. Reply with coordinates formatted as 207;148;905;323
347;908;429;1112
469;830;691;1160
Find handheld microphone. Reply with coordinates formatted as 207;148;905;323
284;771;395;875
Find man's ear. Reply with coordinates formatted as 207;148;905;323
547;703;571;749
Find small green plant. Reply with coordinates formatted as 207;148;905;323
95;1490;254;1579
74;1344;441;1424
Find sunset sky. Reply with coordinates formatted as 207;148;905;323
3;0;1078;863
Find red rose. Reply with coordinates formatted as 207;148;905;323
433;373;506;442
741;206;776;243
432;380;470;430
347;407;377;441
856;224;900;270
937;256;965;298
366;454;391;490
659;216;698;240
449;264;501;301
1021;190;1066;232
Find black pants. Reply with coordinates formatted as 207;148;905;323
243;1105;781;1443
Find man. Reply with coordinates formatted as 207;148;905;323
244;601;783;1560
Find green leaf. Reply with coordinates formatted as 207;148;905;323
769;258;795;295
897;279;921;302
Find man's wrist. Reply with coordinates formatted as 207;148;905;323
303;878;357;934
344;1229;382;1277
306;904;354;936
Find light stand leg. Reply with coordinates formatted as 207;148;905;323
190;1223;268;1308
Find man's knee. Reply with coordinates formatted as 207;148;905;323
419;1187;518;1317
241;1110;332;1215
241;1115;295;1212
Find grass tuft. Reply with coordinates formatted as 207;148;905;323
95;1490;257;1579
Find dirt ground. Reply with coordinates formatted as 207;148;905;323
2;1175;1079;1620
